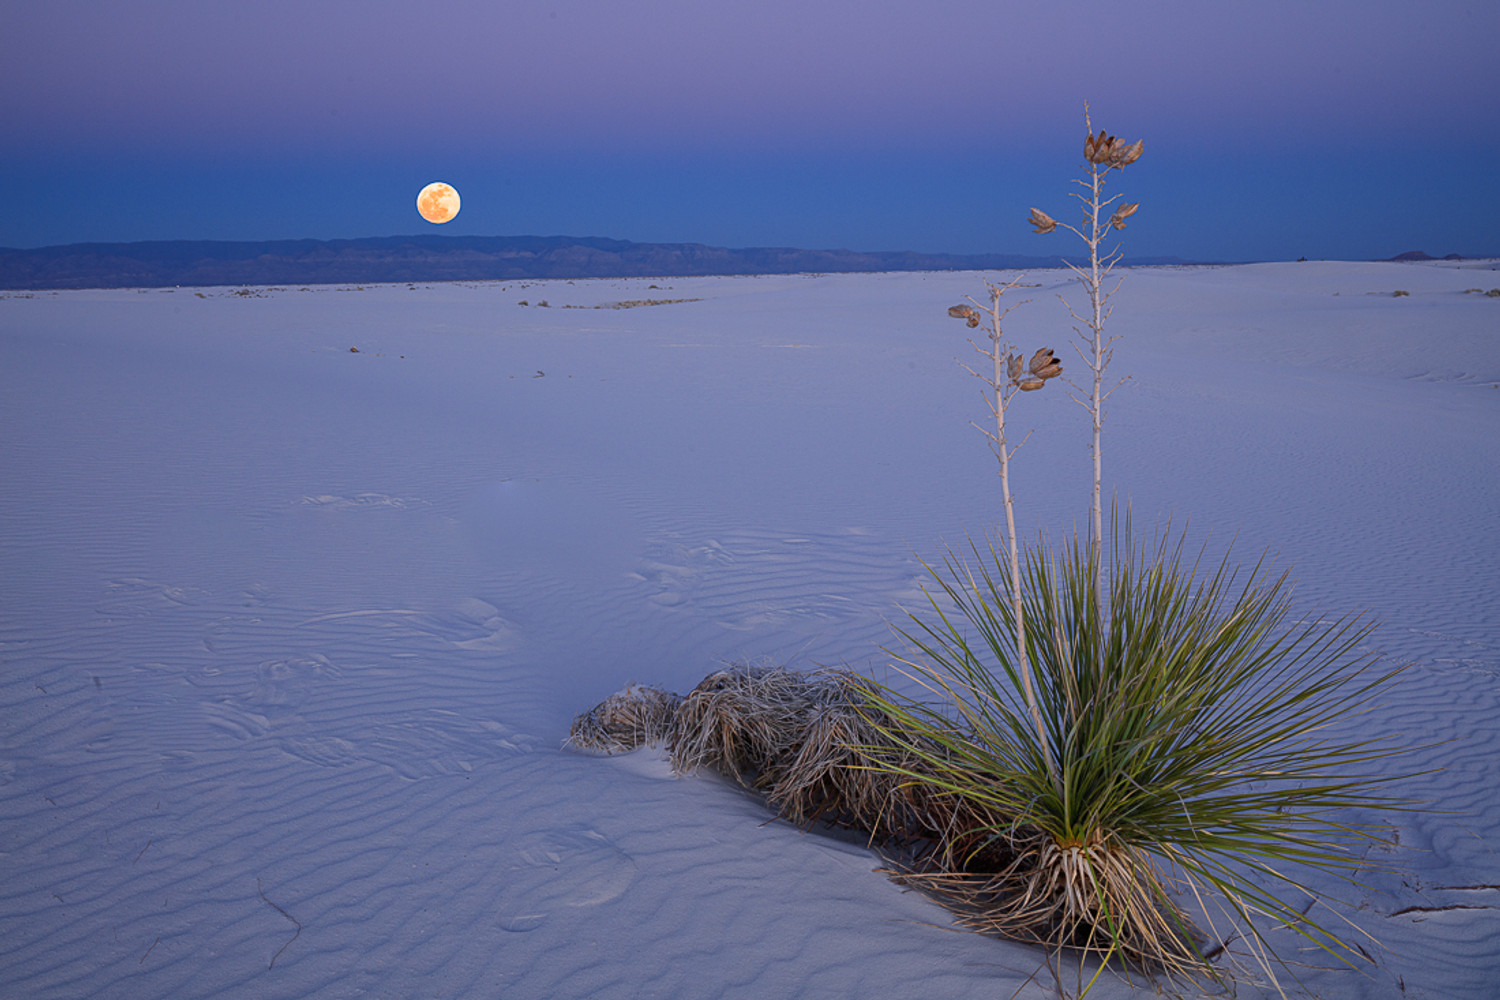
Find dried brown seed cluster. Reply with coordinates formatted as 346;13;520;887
1110;200;1140;230
1085;131;1143;169
1027;207;1058;234
1009;347;1062;390
1109;202;1139;231
947;303;982;327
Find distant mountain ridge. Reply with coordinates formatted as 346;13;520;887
1386;250;1472;262
0;234;1193;290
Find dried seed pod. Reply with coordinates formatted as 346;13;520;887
1018;379;1046;391
1028;207;1057;234
1028;347;1062;380
1109;202;1140;230
1087;130;1142;168
1112;139;1143;167
1085;130;1117;164
947;304;982;327
1007;354;1023;381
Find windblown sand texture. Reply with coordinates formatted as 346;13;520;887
2;261;1498;998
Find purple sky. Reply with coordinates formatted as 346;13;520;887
3;0;1497;259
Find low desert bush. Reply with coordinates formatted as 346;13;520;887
570;665;1006;852
857;523;1411;992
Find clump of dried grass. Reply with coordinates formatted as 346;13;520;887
668;665;820;784
761;679;913;831
566;683;681;754
568;665;995;847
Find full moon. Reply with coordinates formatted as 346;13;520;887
417;182;460;224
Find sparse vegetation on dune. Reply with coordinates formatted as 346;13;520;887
571;666;959;842
566;297;705;309
572;555;1412;992
570;106;1422;997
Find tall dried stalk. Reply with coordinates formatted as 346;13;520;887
1028;105;1142;611
948;283;1062;785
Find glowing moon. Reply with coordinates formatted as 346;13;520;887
417;182;460;224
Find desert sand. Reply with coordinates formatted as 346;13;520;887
2;260;1497;998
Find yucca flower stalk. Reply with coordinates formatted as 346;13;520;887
1030;106;1143;614
858;521;1413;994
948;282;1063;785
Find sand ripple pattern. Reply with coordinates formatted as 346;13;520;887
4;268;1499;999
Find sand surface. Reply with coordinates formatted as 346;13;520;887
2;261;1498;998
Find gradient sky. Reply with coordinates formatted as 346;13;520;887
3;0;1497;260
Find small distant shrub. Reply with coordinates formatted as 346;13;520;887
560;298;704;310
1487;288;1500;297
1393;290;1410;297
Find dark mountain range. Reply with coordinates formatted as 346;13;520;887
1386;250;1471;262
0;234;1192;290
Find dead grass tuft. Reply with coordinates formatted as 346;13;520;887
566;683;681;754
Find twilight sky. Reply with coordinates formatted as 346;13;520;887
3;0;1497;261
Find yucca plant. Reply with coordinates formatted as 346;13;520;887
856;522;1412;994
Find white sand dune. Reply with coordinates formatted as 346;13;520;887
2;261;1497;998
